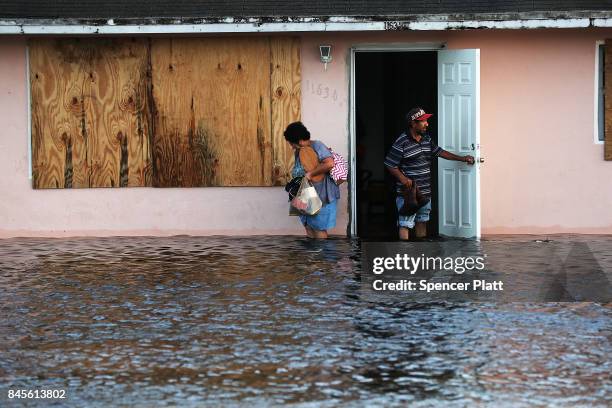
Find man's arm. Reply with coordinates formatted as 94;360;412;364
439;150;475;165
386;166;413;189
385;135;412;187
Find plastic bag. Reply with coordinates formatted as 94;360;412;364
285;176;304;216
290;177;322;215
285;176;303;200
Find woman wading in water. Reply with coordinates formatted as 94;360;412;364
284;122;340;239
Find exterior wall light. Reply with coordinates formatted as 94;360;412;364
319;45;332;70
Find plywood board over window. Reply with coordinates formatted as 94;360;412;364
270;37;302;186
29;37;301;188
30;38;152;188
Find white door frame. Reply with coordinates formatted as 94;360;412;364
348;42;468;237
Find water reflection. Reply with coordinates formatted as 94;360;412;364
0;236;610;406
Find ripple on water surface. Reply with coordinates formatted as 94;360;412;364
0;236;610;407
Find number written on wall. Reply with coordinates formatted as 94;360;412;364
304;80;344;107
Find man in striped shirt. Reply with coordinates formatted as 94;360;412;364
384;107;475;240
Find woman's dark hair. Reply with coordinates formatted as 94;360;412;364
283;121;310;144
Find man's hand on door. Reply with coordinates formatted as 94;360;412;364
463;155;475;165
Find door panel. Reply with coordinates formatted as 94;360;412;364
437;49;480;238
442;168;456;227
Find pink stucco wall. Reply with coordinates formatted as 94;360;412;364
305;28;612;234
1;28;611;237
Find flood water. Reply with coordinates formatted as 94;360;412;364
0;236;610;407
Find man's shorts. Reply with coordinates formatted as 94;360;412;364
395;196;431;229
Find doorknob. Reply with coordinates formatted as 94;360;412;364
478;157;485;163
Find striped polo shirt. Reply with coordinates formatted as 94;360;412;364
384;132;444;197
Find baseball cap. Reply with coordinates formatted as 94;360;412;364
407;107;433;121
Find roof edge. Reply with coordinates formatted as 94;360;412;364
1;11;611;35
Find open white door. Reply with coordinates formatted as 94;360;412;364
437;49;481;238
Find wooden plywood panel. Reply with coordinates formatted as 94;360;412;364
31;36;301;188
30;40;89;188
270;37;301;186
29;39;151;188
85;39;151;187
605;39;612;161
150;37;274;187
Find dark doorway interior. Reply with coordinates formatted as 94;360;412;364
355;51;438;240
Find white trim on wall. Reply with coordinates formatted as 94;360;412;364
348;43;445;237
26;45;32;181
0;22;386;34
349;48;356;237
595;40;605;145
475;49;482;239
1;17;611;35
349;42;446;52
